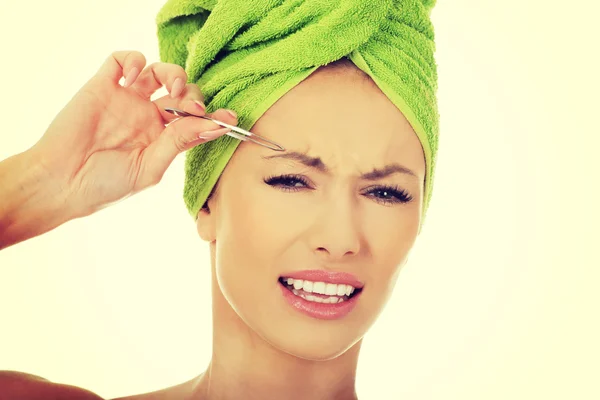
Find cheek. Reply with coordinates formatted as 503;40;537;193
365;204;419;257
218;193;289;258
213;188;290;304
361;209;418;297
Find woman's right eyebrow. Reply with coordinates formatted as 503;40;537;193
261;151;417;180
262;151;327;172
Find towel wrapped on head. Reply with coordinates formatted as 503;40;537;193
156;0;439;229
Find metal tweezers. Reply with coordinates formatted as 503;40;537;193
165;107;285;151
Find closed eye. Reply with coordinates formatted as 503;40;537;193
263;174;413;205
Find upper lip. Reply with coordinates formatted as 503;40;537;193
280;270;365;289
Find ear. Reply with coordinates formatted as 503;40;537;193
196;205;216;242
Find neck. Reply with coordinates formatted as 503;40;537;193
193;347;360;400
189;262;361;400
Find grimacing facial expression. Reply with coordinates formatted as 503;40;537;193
197;59;426;361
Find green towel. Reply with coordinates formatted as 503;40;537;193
156;0;439;230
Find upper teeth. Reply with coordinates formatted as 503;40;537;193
285;278;356;297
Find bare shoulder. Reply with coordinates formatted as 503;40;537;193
0;371;200;400
0;371;104;400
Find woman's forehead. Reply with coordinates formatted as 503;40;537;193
221;62;425;181
247;70;422;167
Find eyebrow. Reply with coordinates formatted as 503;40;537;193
261;151;417;180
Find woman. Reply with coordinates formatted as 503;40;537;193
0;0;439;399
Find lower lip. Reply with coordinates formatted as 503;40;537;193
278;282;361;320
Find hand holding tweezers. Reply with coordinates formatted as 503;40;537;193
164;107;285;152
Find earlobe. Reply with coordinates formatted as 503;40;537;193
196;206;216;242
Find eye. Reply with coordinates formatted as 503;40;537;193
264;174;311;192
363;185;413;205
264;174;413;205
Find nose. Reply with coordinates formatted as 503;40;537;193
307;197;362;261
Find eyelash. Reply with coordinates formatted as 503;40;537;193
263;174;413;205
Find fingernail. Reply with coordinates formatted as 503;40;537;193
198;127;230;140
171;78;184;98
193;100;206;112
124;67;139;88
225;109;237;119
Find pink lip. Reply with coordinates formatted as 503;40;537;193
278;283;362;320
280;270;364;289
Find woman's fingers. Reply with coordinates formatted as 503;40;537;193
138;109;238;187
96;51;199;102
94;50;241;187
96;50;147;87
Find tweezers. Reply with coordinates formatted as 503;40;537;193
164;107;285;151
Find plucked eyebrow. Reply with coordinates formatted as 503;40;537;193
260;151;417;180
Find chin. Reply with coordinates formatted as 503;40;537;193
256;320;365;362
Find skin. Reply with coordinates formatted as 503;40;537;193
0;54;425;400
181;58;425;400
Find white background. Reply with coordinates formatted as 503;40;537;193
0;1;598;399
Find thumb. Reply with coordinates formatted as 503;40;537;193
138;117;230;187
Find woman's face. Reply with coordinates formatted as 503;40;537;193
197;59;425;361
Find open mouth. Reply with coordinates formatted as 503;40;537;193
278;277;363;304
